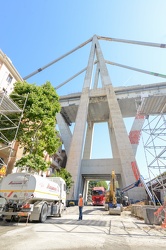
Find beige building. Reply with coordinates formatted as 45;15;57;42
0;49;23;94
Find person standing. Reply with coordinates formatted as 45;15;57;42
78;193;83;220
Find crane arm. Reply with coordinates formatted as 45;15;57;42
122;179;141;193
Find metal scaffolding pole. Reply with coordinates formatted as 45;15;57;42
141;107;166;206
0;91;27;176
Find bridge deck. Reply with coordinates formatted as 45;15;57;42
59;82;166;124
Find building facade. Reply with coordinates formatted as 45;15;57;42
0;50;23;94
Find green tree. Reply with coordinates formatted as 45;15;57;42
6;81;61;173
15;154;50;173
52;168;73;192
88;180;108;196
96;180;108;190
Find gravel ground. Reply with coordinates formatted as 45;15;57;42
0;205;165;250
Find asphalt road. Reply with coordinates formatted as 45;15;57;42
0;205;166;250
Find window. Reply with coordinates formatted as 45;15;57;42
92;190;104;196
6;74;13;83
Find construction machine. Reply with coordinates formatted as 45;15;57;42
105;172;148;215
105;170;123;215
105;172;143;213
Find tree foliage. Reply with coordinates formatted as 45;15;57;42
88;180;108;195
11;81;61;154
53;168;73;192
15;153;50;172
6;81;62;172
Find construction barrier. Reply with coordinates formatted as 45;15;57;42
131;204;165;225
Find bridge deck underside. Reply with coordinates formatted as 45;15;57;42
60;95;166;124
61;97;140;124
139;96;166;115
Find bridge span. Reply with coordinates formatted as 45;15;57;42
59;82;166;125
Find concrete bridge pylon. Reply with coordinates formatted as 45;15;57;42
60;35;146;202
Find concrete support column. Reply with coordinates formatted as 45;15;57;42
66;38;96;200
108;118;119;158
83;121;94;159
83;179;89;205
94;36;145;200
56;113;72;156
94;64;100;89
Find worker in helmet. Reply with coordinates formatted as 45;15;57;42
78;193;83;220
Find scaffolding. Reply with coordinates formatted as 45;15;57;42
0;91;27;176
140;96;166;205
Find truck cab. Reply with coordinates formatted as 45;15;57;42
92;187;105;206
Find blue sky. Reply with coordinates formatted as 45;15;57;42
1;0;166;179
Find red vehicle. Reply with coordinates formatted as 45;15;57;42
92;187;105;206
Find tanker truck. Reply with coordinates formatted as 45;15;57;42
0;172;66;223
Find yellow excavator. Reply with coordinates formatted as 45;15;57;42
105;170;123;215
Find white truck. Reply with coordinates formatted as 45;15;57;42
0;172;66;223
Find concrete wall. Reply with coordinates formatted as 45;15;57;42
131;205;164;225
81;158;121;177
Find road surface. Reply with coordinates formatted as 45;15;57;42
0;205;166;250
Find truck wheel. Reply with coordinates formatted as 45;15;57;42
12;215;19;222
5;219;11;222
39;203;48;223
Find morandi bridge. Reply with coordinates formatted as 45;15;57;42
58;82;166;202
24;35;166;202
